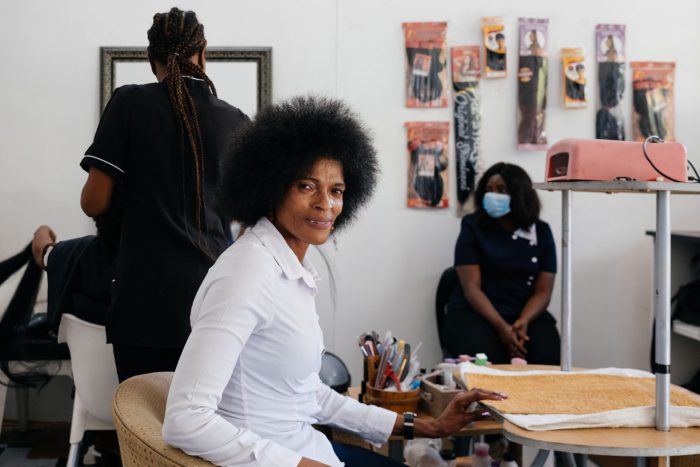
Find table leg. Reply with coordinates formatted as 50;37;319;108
16;386;28;432
654;190;671;432
0;371;7;439
531;449;550;467
388;439;403;462
561;190;572;372
562;452;576;467
634;457;648;467
657;456;670;467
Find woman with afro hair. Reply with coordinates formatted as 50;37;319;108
163;96;505;467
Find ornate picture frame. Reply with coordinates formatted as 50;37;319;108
100;47;272;114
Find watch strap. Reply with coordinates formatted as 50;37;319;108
402;411;416;440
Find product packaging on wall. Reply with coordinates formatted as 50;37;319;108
562;47;587;109
406;122;450;209
451;46;481;210
481;17;507;79
516;17;549;150
595;24;626;140
403;22;449;108
631;61;676;142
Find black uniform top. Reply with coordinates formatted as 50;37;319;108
81;78;248;348
448;213;557;318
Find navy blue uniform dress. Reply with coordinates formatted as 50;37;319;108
441;213;561;364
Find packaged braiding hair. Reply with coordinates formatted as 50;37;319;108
403;22;449;108
595;24;626;140
631;62;676;142
406;122;450;209
562;48;587;109
517;18;549;150
482;17;507;79
451;46;481;208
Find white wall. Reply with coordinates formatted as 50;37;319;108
1;0;699;419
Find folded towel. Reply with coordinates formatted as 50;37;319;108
458;363;700;431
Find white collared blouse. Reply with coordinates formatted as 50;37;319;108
163;217;397;466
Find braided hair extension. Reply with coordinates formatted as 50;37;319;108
147;8;216;255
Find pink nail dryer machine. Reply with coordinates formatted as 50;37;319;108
545;139;688;182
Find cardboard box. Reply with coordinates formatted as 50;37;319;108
419;372;461;417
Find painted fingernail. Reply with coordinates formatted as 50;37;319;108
481;411;491;417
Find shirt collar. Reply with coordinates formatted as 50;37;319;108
250;217;320;290
513;223;538;246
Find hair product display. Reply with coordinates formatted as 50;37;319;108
403;22;449;108
482;17;507;79
451;46;481;207
631;61;676;142
406;122;450;208
562;47;587;109
516;17;549;150
595;24;626;140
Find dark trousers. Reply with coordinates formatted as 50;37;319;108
442;304;561;365
331;442;406;467
113;344;183;382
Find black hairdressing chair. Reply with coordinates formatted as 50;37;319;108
436;266;460;359
0;244;70;434
320;351;351;394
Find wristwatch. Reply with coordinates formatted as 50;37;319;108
402;411;417;440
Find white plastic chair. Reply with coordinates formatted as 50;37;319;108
57;313;119;467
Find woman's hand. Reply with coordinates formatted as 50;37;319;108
429;388;507;437
497;323;527;359
512;318;530;346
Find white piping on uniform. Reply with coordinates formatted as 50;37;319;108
83;155;125;174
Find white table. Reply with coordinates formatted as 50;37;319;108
531;182;700;467
535;181;700;433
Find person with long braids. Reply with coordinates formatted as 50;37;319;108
80;8;248;382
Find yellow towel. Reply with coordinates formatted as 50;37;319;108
465;373;700;415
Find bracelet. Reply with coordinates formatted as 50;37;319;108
41;242;56;271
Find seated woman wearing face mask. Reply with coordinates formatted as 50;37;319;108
441;162;561;365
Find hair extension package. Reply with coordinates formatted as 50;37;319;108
562;48;587;109
403;22;449;108
631;61;676;142
482;17;507;78
595;24;626;140
451;46;481;209
517;18;549;150
406;122;450;208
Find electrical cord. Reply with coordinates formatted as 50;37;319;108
642;135;700;183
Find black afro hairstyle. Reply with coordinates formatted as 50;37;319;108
218;95;379;232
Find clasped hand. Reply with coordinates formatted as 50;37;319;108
499;319;529;358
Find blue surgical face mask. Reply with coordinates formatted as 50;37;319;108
482;192;511;218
